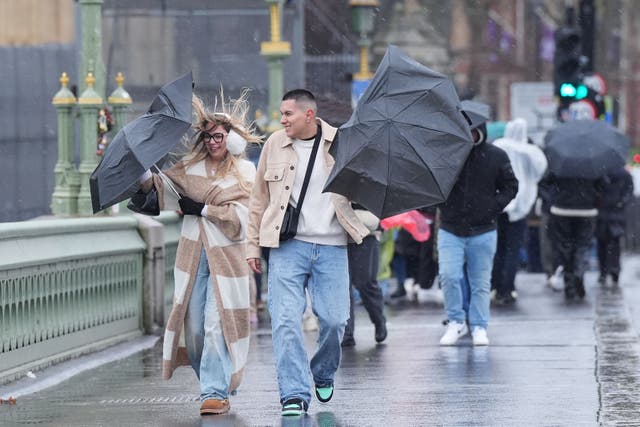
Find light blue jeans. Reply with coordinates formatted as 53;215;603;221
268;239;350;405
437;229;497;330
184;249;232;401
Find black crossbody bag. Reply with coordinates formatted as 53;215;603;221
279;126;322;241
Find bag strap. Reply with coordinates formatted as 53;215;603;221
295;124;322;211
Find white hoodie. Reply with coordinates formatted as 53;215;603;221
493;118;548;222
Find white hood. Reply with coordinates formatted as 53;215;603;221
493;118;548;222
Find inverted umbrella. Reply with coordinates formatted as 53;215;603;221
543;119;629;179
90;71;193;213
324;45;473;218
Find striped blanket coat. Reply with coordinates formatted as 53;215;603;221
153;157;256;392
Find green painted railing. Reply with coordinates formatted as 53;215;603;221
0;217;146;383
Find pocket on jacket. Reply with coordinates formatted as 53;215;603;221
264;167;285;182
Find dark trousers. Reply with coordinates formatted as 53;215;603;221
345;235;385;338
417;222;438;289
550;215;596;291
539;212;555;277
596;227;622;279
402;223;438;289
492;214;527;296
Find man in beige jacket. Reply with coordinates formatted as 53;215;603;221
246;89;368;416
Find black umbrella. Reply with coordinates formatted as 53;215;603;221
90;71;193;213
460;100;490;129
543;119;629;179
323;45;473;218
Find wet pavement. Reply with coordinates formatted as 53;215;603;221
2;256;640;426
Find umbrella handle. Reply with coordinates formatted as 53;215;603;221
152;164;181;198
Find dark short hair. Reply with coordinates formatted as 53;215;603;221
282;89;316;103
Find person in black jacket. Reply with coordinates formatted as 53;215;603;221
539;172;605;300
596;167;634;286
437;121;518;346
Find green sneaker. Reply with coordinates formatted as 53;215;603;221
314;385;334;403
281;398;307;416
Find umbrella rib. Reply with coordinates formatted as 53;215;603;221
152;165;181;198
157;92;177;118
402;131;446;201
389;80;447;120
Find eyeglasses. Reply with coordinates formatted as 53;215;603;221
201;132;226;143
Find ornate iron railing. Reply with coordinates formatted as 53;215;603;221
0;217;145;383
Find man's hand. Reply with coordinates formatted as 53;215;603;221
247;258;262;274
178;196;205;216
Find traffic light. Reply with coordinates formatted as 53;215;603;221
559;81;588;99
553;27;583;100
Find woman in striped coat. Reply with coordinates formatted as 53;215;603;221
139;91;259;415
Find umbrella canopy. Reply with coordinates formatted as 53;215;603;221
324;45;473;218
543;119;629;179
90;71;193;213
460;100;490;129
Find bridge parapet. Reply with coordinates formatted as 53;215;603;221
0;217;146;384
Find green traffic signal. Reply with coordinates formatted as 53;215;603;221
559;82;588;99
575;84;588;99
560;82;577;97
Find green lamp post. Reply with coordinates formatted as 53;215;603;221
349;0;379;107
78;0;106;98
51;72;80;216
108;72;133;214
107;72;132;134
260;0;291;133
76;72;104;215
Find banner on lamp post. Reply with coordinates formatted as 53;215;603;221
352;78;372;109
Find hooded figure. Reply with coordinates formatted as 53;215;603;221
437;106;518;346
492;118;548;222
490;118;547;305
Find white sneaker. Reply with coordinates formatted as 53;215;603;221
404;278;417;300
439;321;468;346
416;287;444;304
472;327;489;346
549;266;564;292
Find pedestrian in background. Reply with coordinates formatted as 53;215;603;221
537;176;559;287
491;118;547;305
342;205;387;348
246;89;369;416
388;228;413;300
539;172;604;300
437;116;518;346
136;92;259;415
415;206;442;304
596;166;634;286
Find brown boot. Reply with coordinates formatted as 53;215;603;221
200;398;230;415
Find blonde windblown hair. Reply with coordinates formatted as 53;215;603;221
185;88;262;191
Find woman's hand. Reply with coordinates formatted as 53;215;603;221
247;258;262;274
178;196;205;216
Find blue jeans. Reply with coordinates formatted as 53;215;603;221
268;239;350;405
437;229;497;330
184;249;232;401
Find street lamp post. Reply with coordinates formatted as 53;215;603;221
261;0;291;133
349;0;379;107
51;73;79;216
